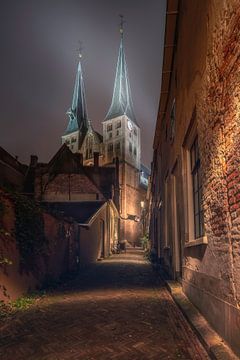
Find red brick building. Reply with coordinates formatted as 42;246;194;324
149;0;240;355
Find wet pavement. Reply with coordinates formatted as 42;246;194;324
0;249;210;359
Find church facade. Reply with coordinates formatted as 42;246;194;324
62;26;149;245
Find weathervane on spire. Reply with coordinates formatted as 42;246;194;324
119;14;125;36
77;41;83;58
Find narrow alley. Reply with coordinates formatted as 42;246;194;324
0;249;209;360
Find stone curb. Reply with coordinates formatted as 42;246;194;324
165;280;239;360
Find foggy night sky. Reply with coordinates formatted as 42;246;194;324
0;0;166;167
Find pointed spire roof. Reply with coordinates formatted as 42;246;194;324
105;20;137;125
65;55;89;134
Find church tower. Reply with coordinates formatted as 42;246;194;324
103;19;141;170
62;52;102;165
103;18;144;245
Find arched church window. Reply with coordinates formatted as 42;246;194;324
129;142;132;153
107;124;112;132
116;121;121;129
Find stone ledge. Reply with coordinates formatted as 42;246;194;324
166;280;239;360
184;236;208;248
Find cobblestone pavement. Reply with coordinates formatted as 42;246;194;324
0;249;210;360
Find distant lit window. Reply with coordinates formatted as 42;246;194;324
190;136;204;238
107;124;112;132
116;121;121;129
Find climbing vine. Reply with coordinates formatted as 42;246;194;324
13;194;48;269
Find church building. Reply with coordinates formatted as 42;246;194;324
62;22;149;245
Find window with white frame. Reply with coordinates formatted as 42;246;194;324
190;136;204;238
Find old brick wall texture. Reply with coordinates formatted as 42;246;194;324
152;0;240;355
119;163;146;245
35;173;105;201
0;190;77;302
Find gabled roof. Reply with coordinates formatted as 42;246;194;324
104;34;138;125
43;201;106;225
65;59;90;134
32;144;116;200
0;146;27;175
47;143;83;174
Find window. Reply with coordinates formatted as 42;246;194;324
115;142;120;150
134;147;137;156
71;137;76;143
169;99;176;143
129;142;132;153
109;132;112;139
107;124;112;132
134;128;137;136
108;143;113;152
190;137;203;238
116;121;121;129
116;130;119;137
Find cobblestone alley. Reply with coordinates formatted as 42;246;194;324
0;249;210;360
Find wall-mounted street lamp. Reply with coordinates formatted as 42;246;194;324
120;214;140;222
140;201;145;209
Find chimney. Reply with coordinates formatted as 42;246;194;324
30;155;38;167
94;152;99;168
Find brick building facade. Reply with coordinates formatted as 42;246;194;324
150;0;240;355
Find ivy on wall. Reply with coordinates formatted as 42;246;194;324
13;194;48;270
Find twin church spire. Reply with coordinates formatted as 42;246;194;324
105;17;136;124
65;18;136;134
65;54;89;134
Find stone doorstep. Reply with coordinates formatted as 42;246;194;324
165;280;239;360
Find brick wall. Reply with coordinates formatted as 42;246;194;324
0;190;78;302
120;163;146;245
150;0;240;355
35;173;105;201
